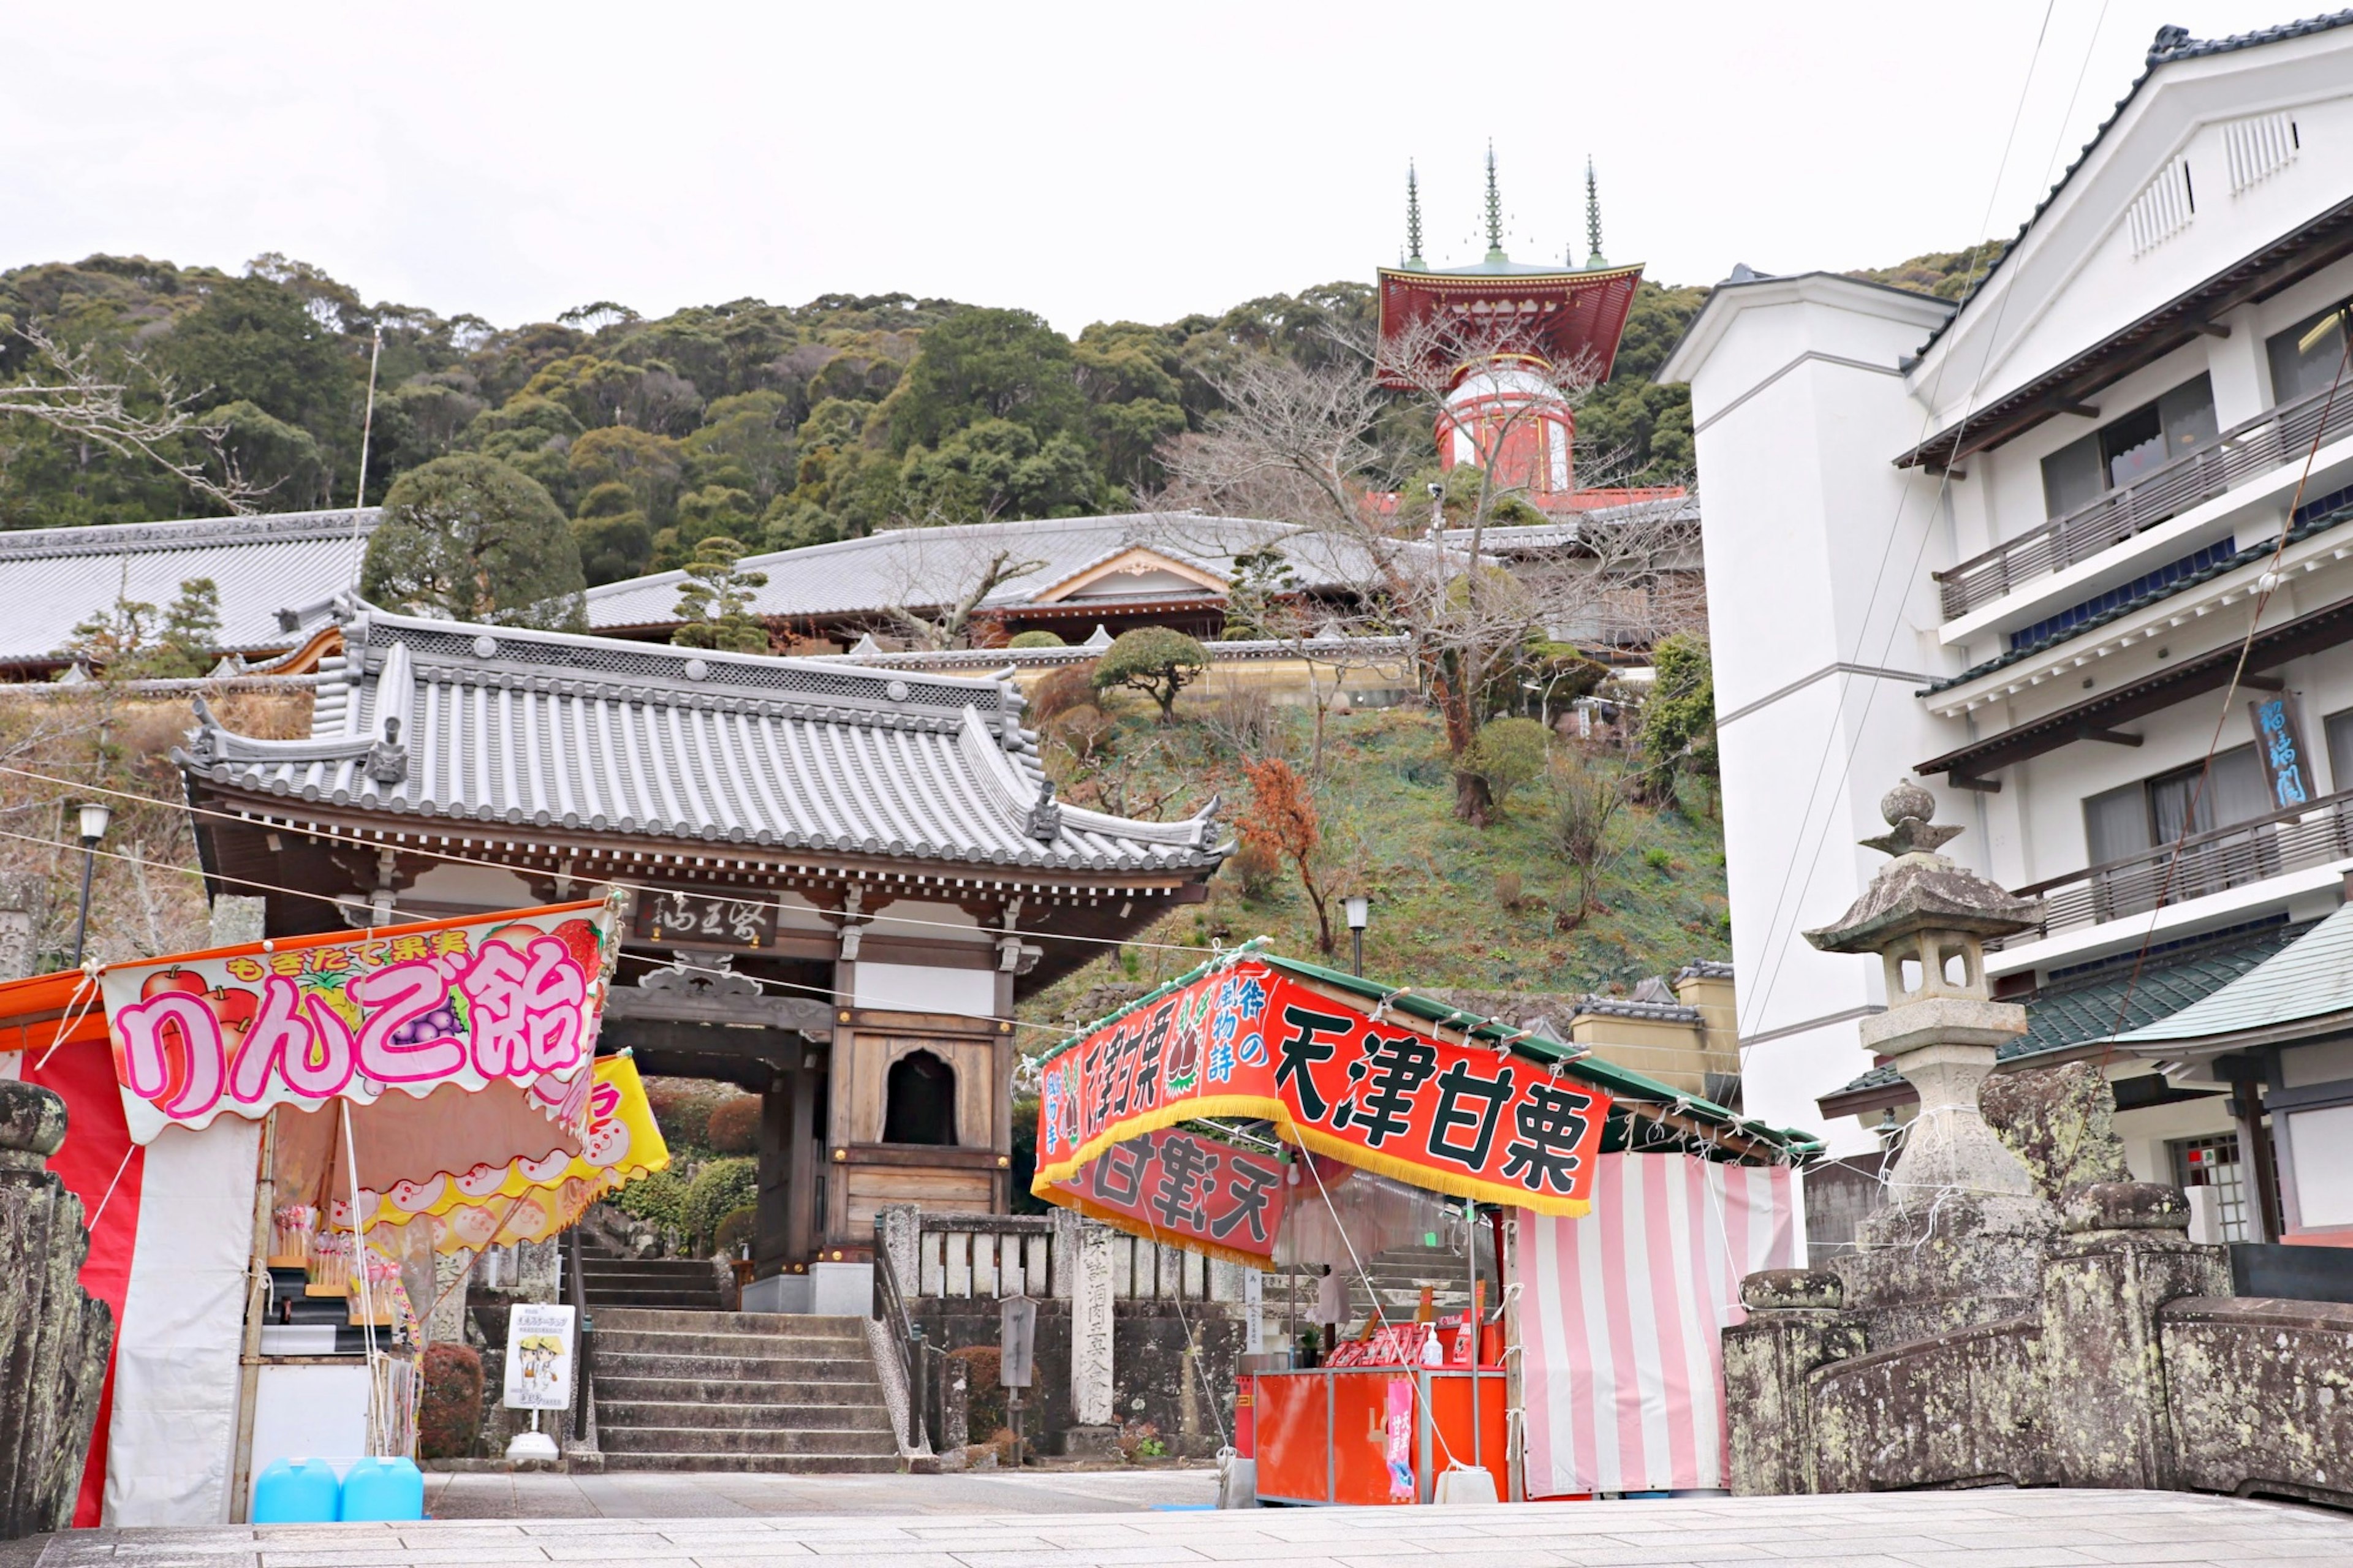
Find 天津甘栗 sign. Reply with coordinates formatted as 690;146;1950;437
98;902;615;1144
1044;1125;1289;1267
1031;958;1611;1216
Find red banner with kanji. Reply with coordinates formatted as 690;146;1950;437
1031;958;1610;1217
1045;1127;1288;1269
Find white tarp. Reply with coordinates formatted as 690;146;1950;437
104;1118;259;1525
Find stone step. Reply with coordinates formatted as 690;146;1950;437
598;1452;900;1474
593;1307;868;1334
599;1398;895;1431
597;1371;881;1403
586;1350;878;1382
599;1423;900;1457
584;1289;733;1311
593;1325;870;1358
583;1258;722;1275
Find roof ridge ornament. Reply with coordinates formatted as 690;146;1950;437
1583;156;1606;270
366;717;408;785
1025;779;1063;843
1406;161;1426;270
1483;142;1507;265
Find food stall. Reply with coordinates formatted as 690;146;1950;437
1028;942;1816;1506
0;895;665;1527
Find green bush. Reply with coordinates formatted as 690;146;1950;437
1007;629;1065;648
613;1168;689;1231
1464;717;1549;808
683;1158;757;1253
714;1205;758;1257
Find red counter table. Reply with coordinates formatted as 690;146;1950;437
1249;1365;1510;1506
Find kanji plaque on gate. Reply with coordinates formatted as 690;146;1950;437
633;887;777;950
1031;956;1611;1217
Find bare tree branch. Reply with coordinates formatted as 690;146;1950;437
0;326;268;513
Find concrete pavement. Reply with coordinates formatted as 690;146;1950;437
21;1485;2353;1567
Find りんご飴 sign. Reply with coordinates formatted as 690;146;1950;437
98;901;616;1144
1031;958;1610;1216
1045;1126;1288;1267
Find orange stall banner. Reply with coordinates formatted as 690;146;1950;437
1033;957;1610;1216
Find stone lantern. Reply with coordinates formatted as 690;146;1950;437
1804;782;2052;1335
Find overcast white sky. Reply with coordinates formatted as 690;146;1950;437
1;2;2316;335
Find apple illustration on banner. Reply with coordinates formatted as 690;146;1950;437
140;968;206;1001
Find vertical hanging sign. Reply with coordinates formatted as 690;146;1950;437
2250;692;2313;810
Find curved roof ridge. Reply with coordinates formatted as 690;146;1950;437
1916;11;2353;360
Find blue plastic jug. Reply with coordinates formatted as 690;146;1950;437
251;1457;339;1523
339;1455;425;1521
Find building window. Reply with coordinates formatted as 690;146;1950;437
882;1050;957;1146
2080;744;2271;866
2268;305;2350;406
2170;1134;2251;1242
2040;374;2217;518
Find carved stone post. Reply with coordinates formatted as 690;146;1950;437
0;1081;114;1539
878;1204;921;1303
1722;1270;1863;1496
0;874;39;983
1063;1218;1118;1453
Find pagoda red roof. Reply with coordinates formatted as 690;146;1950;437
1376;262;1645;388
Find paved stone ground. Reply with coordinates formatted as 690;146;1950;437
18;1486;2353;1567
425;1466;1219;1518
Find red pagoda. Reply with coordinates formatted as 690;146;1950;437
1377;151;1673;510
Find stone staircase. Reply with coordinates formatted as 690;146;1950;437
579;1240;732;1312
1341;1240;1496;1332
590;1308;900;1473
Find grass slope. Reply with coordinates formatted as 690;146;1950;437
1017;702;1728;1041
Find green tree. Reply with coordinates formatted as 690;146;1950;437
887;306;1086;453
671;536;770;653
126;577;224;679
1463;717;1549;812
360;455;586;629
157;273;354;451
1007;629;1064;648
572;481;652;586
1639;633;1718;809
205;400;331;510
681;390;797;502
900;419;1101;523
568;425;684;523
1091;626;1207;722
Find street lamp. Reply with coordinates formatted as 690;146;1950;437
1343;895;1370;978
69;801;112;968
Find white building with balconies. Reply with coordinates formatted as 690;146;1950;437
1664;13;2353;1249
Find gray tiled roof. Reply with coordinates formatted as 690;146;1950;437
0;509;377;667
1828;919;2309;1099
181;609;1224;874
585;513;1336;632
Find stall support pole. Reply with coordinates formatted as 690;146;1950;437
1500;1214;1523;1502
228;1110;276;1523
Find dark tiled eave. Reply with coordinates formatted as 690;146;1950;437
1898;192;2353;470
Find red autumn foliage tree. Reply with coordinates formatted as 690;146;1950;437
1240;757;1335;955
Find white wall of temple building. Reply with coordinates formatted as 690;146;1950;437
1663;16;2353;1161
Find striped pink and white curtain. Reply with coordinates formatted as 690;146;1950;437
1518;1153;1800;1496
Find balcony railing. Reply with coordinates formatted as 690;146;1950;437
1993;785;2353;947
1935;384;2353;621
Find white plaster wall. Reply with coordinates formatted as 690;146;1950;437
852;961;996;1018
1683;278;1960;1154
1917;34;2353;426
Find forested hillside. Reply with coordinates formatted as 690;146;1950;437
0;256;1733;569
